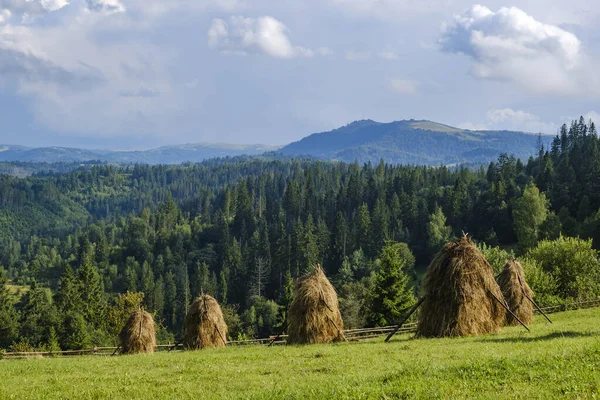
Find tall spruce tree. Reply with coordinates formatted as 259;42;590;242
367;242;415;327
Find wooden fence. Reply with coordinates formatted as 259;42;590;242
2;298;598;360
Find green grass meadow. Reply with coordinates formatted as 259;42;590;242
2;308;599;400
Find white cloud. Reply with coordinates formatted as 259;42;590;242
0;9;10;23
0;0;68;22
344;50;370;61
462;108;556;133
487;108;538;125
440;5;582;94
86;0;125;14
388;78;418;95
40;0;68;12
208;16;313;59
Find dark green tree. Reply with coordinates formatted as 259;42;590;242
366;242;415;327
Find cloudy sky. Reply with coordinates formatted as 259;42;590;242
0;0;598;148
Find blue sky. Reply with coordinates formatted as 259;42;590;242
0;0;598;149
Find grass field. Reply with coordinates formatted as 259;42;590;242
2;308;599;399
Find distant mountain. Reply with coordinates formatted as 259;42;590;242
0;143;280;164
278;120;552;166
0;119;553;166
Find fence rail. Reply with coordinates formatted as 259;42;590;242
2;298;598;360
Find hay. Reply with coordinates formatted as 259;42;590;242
119;309;156;354
417;235;506;337
183;295;228;350
497;259;534;326
287;264;345;344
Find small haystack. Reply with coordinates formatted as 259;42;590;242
417;235;506;337
183;295;228;350
497;259;534;326
287;264;345;345
119;309;156;354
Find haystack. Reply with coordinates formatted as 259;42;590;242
183;295;228;349
287;264;345;344
119;309;156;354
417;235;506;337
497;259;534;326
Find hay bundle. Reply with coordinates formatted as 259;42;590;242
287;264;345;344
417;235;506;337
497;259;534;326
119;309;156;354
183;295;228;349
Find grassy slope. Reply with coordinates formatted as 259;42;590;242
2;308;600;400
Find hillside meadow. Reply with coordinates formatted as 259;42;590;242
1;307;599;400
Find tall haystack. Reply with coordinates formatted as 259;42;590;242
417;235;506;337
497;259;534;326
119;309;156;354
287;264;345;345
183;295;228;350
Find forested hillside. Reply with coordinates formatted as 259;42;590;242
279;120;553;165
0;144;279;164
1;117;599;352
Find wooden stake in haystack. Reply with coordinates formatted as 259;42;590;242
183;295;228;349
287;264;346;344
416;235;509;337
119;308;156;354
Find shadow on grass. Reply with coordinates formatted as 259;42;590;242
478;331;596;343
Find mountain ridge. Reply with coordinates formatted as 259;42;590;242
0;119;552;165
278;119;551;166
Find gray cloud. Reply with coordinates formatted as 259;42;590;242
0;47;104;89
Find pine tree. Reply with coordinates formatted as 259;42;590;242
78;240;107;330
331;211;348;268
250;257;270;298
153;275;165;318
163;271;177;328
55;264;80;313
354;203;373;256
372;197;390;251
61;312;91;350
298;214;319;274
192;262;211;298
19;282;58;348
225;237;244;305
174;263;190;332
367;242;415;327
140;261;155;310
